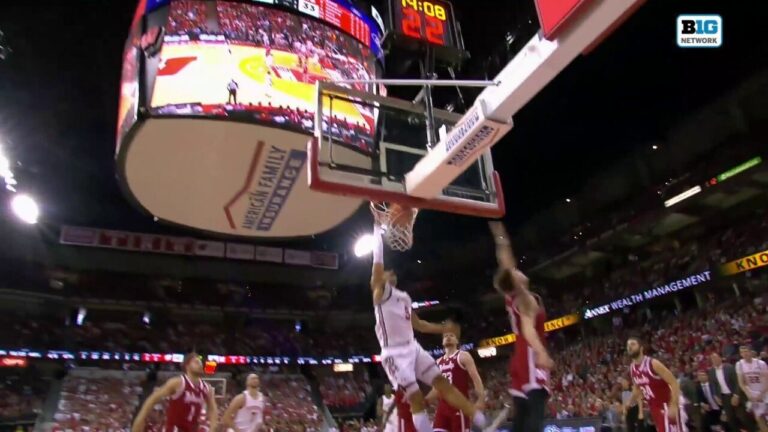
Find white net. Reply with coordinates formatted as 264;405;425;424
370;202;419;252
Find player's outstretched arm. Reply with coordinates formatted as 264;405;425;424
489;221;517;276
411;313;453;334
370;224;387;305
132;377;182;432
425;388;439;403
651;359;681;418
459;351;486;410
206;386;219;432
222;394;246;430
758;361;768;401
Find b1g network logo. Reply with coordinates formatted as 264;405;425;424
677;15;722;48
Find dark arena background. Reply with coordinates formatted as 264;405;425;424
0;0;767;432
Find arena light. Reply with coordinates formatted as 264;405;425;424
353;233;375;257
11;194;39;224
663;185;702;208
477;347;497;358
333;363;354;372
76;307;87;326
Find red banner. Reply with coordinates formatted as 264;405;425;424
60;226;338;269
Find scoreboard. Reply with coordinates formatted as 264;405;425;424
386;0;466;64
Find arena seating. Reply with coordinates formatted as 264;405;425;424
166;0;210;35
52;370;146;431
475;292;767;420
0;370;47;423
317;368;372;410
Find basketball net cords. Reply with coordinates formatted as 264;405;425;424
370;202;418;252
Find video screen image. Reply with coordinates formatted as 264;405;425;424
150;0;377;153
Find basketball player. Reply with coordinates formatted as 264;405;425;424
132;352;218;432
379;384;398;432
426;320;486;432
736;345;768;432
488;221;554;432
627;337;687;432
221;373;266;432
370;223;486;432
380;387;416;432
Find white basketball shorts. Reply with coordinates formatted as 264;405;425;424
381;341;441;397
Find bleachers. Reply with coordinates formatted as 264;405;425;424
52;369;145;431
0;370;47;424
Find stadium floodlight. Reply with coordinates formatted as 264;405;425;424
11;194;39;224
354;233;375;257
0;149;10;179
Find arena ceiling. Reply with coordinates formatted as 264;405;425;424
0;0;764;258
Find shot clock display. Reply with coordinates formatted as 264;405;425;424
392;0;458;49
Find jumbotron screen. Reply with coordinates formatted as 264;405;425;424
149;0;378;152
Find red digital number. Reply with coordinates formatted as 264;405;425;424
402;8;422;39
425;16;444;45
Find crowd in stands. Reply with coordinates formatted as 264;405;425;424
53;372;145;431
0;371;47;422
318;369;372;410
478;289;768;424
166;0;211;35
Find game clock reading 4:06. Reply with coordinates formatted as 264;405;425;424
394;0;456;47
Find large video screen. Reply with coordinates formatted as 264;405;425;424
149;0;378;153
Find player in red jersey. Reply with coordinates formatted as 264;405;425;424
381;388;417;432
132;352;218;432
489;222;554;432
426;320;486;432
627;337;687;432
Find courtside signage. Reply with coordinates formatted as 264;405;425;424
720;249;768;276
477;313;580;348
583;270;712;319
677;15;722;48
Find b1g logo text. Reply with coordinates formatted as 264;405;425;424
677;15;722;48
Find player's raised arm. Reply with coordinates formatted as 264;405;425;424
489;221;515;267
370;224;387;305
132;377;182;432
459;351;486;410
412;313;454;335
651;359;681;420
205;386;219;432
221;393;246;431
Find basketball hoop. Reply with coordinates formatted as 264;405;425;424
370;202;419;252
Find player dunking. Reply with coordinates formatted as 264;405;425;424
221;373;266;432
426;319;486;432
627;337;687;432
736;344;768;432
132;352;218;432
370;224;487;432
489;222;554;432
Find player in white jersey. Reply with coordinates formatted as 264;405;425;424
370;224;486;432
222;374;266;432
736;345;768;432
379;384;398;432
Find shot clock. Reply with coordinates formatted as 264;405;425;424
387;0;465;63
